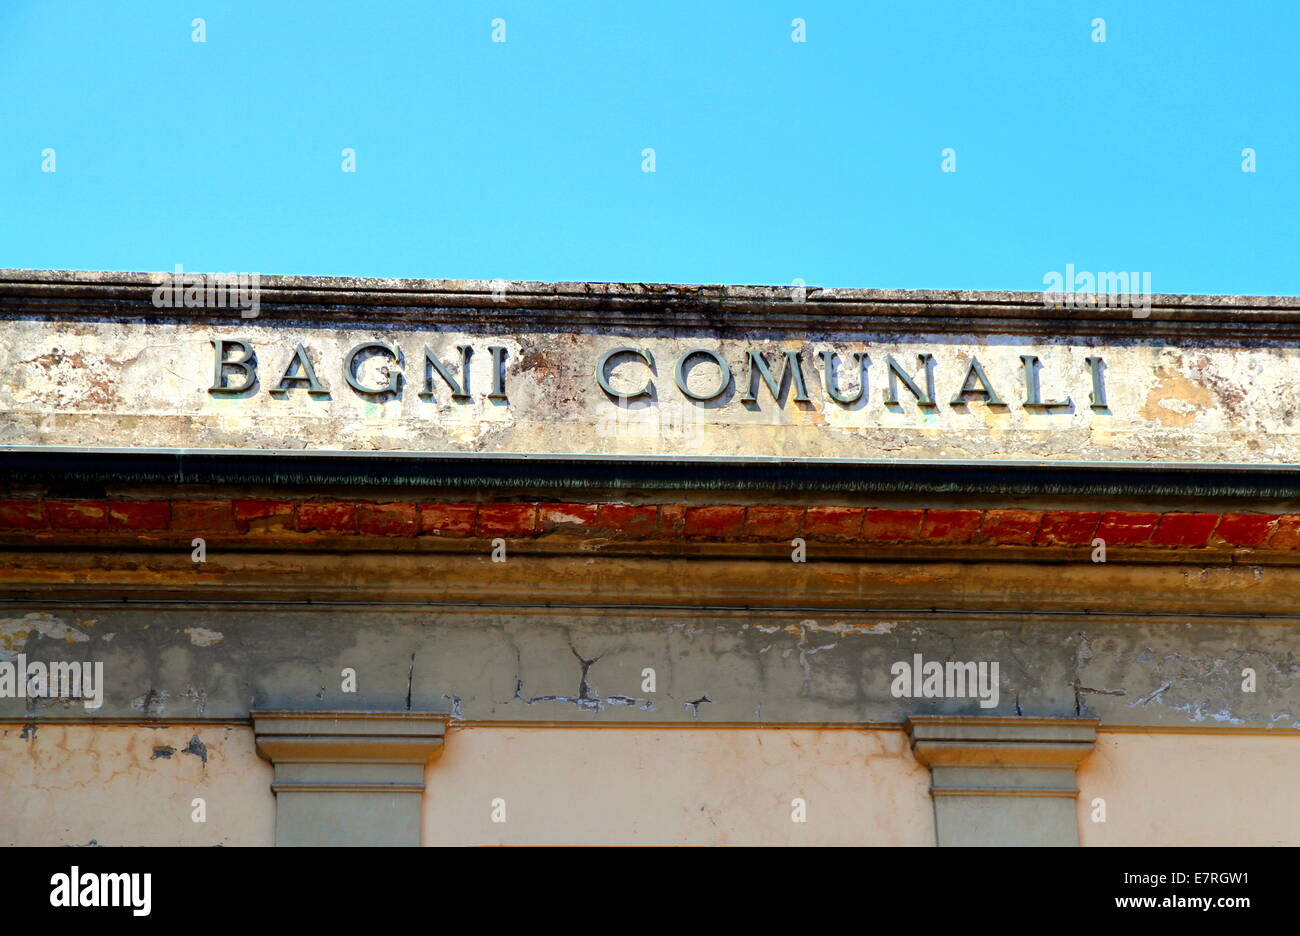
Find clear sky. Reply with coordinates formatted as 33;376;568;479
2;1;1296;295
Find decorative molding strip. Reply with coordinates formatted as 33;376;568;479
6;447;1300;497
4;269;1300;338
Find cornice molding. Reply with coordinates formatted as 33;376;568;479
5;548;1300;616
907;716;1100;774
252;711;447;767
3;269;1299;339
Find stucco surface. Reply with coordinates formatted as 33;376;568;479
5;724;1293;846
421;726;934;845
1077;732;1300;846
0;723;273;846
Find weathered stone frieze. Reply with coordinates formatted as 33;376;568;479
4;272;1300;464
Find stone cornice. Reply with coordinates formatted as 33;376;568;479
252;711;447;769
907;716;1100;772
4;269;1300;339
6;545;1300;615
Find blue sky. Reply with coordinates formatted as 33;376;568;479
2;1;1296;295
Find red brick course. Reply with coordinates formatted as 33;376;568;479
171;500;237;532
1095;511;1159;546
595;505;657;536
804;507;863;540
234;500;295;533
420;504;476;537
477;504;538;537
861;509;923;542
1210;513;1277;548
1150;513;1219;547
357;503;420;536
539;504;598;531
1268;514;1300;549
683;506;746;539
1035;511;1102;546
296;502;356;534
3;499;1300;553
46;500;108;531
746;506;805;540
919;509;982;544
979;510;1042;545
108;501;170;531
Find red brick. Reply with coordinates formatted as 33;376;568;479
919;509;982;544
1035;511;1102;546
296;502;357;534
683;506;746;539
860;508;923;543
478;504;538;537
235;500;291;521
804;506;864;540
1150;513;1219;547
420;504;476;537
979;510;1042;545
1267;514;1300;549
357;503;420;536
0;499;46;530
46;500;107;531
660;505;687;538
234;500;295;533
108;501;170;531
746;506;804;540
595;504;657;536
171;500;237;532
538;504;598;532
1210;513;1277;548
1094;511;1159;546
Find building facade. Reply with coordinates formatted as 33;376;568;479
1;270;1296;846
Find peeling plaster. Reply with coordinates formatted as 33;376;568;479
182;627;224;647
0;612;91;661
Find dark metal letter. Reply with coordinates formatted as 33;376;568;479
209;339;258;394
1020;355;1071;408
1085;356;1108;410
274;343;327;394
595;347;655;401
424;345;472;400
344;342;403;395
674;349;732;401
487;346;509;401
741;350;809;403
950;357;1005;406
884;353;935;407
819;351;866;405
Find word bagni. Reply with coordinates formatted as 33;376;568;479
208;340;1109;411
